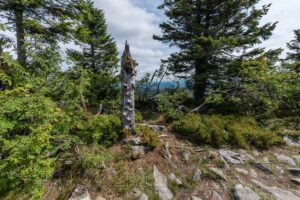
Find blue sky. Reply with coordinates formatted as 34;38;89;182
95;0;300;75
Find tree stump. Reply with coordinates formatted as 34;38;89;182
120;41;138;133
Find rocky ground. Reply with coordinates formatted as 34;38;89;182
43;124;300;200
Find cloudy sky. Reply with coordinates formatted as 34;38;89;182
95;0;300;75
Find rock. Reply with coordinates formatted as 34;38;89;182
131;146;148;160
293;156;300;163
191;196;202;200
105;167;117;177
126;136;142;146
68;185;91;200
181;151;190;162
254;162;272;174
233;184;261;200
211;191;222;200
210;168;227;182
207;150;219;159
235;168;249;175
262;157;270;164
252;150;260;157
96;197;106;200
251;179;300;200
275;166;284;174
290;178;300;186
219;149;246;165
289;168;300;176
169;173;182;185
239;149;255;160
283;136;300;147
275;154;297;167
153;165;173;200
162;142;171;160
193;168;202;182
139;124;166;132
249;169;258;178
132;188;149;200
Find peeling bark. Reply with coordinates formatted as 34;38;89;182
120;41;138;133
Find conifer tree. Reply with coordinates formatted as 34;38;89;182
68;0;119;109
0;0;77;67
154;0;277;101
287;29;300;71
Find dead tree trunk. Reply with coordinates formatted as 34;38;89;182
120;41;138;133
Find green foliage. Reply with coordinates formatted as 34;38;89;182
135;110;143;123
78;115;122;146
0;86;70;199
140;126;159;149
173;113;283;149
155;0;276;100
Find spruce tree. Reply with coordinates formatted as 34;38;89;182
68;0;119;109
154;0;276;102
287;29;300;71
0;0;77;67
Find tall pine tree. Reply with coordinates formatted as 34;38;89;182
287;30;300;71
154;0;276;102
0;0;77;67
68;0;119;110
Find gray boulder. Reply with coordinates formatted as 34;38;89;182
275;154;297;167
233;184;261;200
131;146;148;160
193;168;202;182
132;188;149;200
153;165;173;200
68;185;91;200
169;173;182;185
251;179;300;200
219;149;246;165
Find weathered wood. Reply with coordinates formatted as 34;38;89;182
120;41;138;133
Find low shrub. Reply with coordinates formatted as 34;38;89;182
140;126;159;149
79;115;121;146
173;113;283;149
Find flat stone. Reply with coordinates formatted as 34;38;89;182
262;157;270;164
251;179;300;200
252;150;260;157
207;150;219;159
289;168;300;176
169;173;182;185
211;191;222;200
131;146;148;160
250;169;258;178
96;197;106;200
275;166;284;174
210;168;227;182
126;137;141;146
193;168;202;182
233;184;261;200
68;185;91;200
254;162;272;174
275;154;297;167
181;151;190;161
153;165;173;200
290;178;300;186
132;188;149;200
161;142;171;160
140;124;166;132
219;149;246;165
283;136;300;147
293;156;300;163
235;168;249;175
191;196;202;200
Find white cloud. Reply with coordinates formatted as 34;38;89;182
94;0;171;76
260;0;300;53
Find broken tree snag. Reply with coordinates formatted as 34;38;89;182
120;41;138;133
